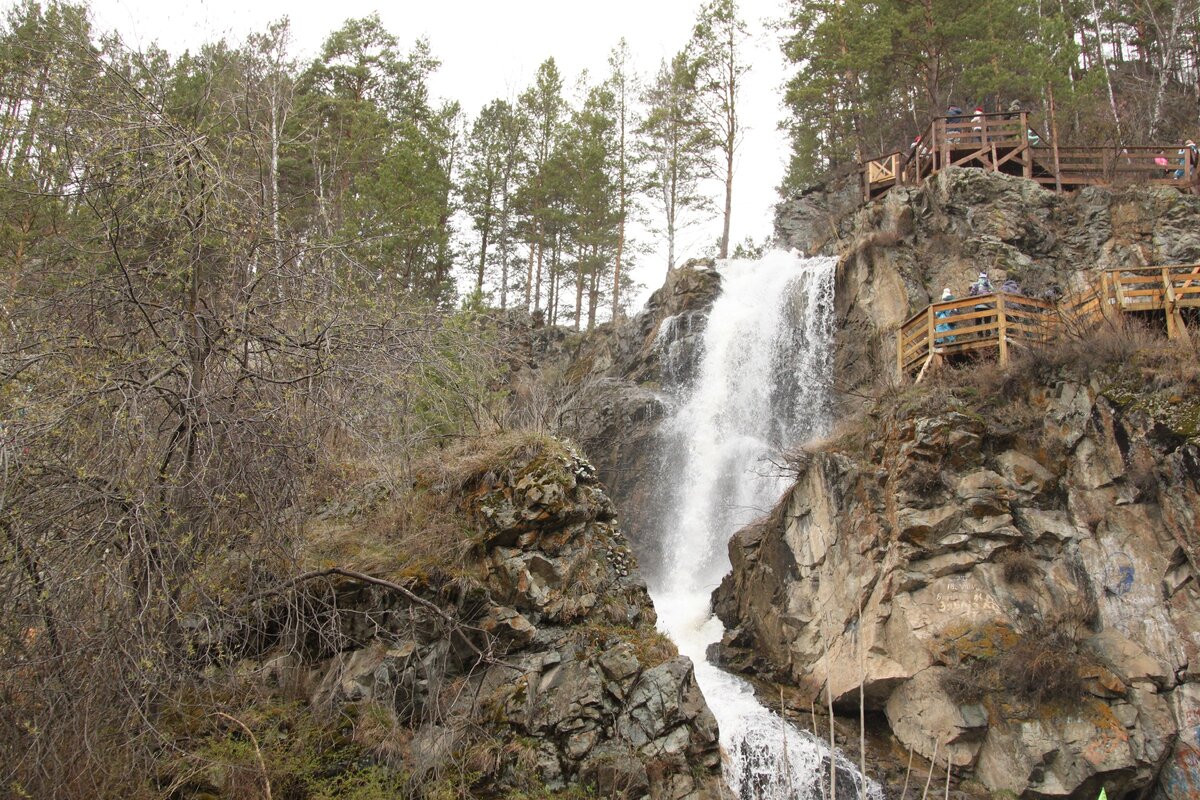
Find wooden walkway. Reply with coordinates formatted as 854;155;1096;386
865;112;1198;201
899;265;1200;381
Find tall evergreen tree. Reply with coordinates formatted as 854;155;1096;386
639;53;713;274
563;83;621;330
517;58;566;313
606;39;639;320
463;99;518;296
690;0;749;259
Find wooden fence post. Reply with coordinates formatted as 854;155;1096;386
897;324;905;380
997;295;1008;366
940;120;950;171
1020;112;1033;178
927;307;936;357
1164;266;1181;340
1047;83;1062;192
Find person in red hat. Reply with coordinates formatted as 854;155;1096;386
971;106;986;142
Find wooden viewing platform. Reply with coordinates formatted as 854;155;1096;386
899;265;1200;381
865;112;1198;202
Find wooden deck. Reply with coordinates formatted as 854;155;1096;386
865;112;1197;201
898;265;1200;380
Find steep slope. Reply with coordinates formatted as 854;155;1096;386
777;168;1200;399
712;335;1200;799
551;264;724;582
173;434;723;799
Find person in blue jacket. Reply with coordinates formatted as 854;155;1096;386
935;287;957;344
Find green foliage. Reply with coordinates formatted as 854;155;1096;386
638;51;714;272
777;0;1162;189
182;701;408;799
689;0;750;258
0;6;514;795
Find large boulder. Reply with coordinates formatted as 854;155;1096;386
272;437;724;798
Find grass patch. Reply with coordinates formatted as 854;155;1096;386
302;431;579;582
572;621;678;670
164;698;410;800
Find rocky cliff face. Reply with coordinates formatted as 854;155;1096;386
712;352;1200;799
234;436;722;799
776;168;1200;397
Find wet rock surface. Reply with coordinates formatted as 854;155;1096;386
549;263;723;581
712;377;1200;800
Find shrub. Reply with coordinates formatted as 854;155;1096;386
998;548;1039;585
937;605;1096;708
999;630;1082;704
941;663;988;705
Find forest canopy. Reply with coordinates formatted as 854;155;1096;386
778;0;1200;188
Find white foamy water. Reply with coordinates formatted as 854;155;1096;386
648;251;880;800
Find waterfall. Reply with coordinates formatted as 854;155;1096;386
648;250;879;800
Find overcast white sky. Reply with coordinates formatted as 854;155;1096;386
78;0;794;309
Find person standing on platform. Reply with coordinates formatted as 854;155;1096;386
935;288;957;344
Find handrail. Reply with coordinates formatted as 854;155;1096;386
897;265;1198;379
861;109;1197;201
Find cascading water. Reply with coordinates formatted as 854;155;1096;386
648;250;880;800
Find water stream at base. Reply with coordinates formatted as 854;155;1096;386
647;251;881;800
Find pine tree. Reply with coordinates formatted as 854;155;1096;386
690;0;749;259
517;59;566;314
463;99;529;306
638;52;713;274
606;39;639;320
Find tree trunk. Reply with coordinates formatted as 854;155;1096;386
574;254;584;331
524;225;535;312
1088;0;1124;139
476;215;490;293
534;229;544;312
721;139;734;259
587;248;599;330
1148;0;1186;138
612;224;625;320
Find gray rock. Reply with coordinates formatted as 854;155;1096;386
712;375;1200;799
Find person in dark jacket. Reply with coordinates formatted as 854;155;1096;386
968;272;996;337
968;272;994;296
947;104;965;144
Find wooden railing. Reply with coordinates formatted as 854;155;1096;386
897;291;1055;376
898;265;1199;379
1107;264;1200;340
863;111;1197;200
865;151;904;195
867;112;1035;199
1030;146;1193;188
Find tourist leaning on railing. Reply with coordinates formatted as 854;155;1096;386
969;272;997;337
